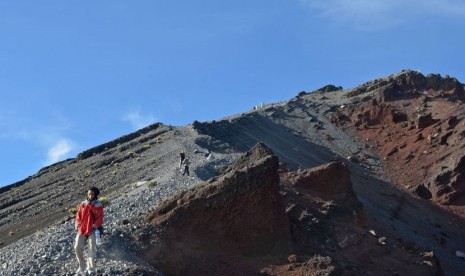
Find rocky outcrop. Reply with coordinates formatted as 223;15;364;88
281;161;362;224
335;70;465;210
314;84;343;93
346;70;465;102
428;155;465;205
416;112;437;129
279;161;362;257
285;161;353;194
77;123;170;160
145;143;291;275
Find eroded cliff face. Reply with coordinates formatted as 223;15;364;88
143;145;442;276
331;70;465;208
145;143;292;275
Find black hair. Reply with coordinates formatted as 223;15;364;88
88;186;100;198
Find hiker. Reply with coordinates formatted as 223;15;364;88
74;187;104;275
182;157;190;176
179;150;186;168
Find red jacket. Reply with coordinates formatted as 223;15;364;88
75;199;104;236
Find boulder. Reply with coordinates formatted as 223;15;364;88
416;113;436;129
428;155;465;204
315;84;343;93
285;161;353;195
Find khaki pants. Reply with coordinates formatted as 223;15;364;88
74;232;96;271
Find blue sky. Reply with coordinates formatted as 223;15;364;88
1;0;464;187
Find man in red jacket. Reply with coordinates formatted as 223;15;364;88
74;187;104;275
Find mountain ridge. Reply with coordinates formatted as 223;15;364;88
1;70;465;275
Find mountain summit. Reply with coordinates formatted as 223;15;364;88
1;70;465;275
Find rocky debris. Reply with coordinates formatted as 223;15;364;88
280;161;363;254
333;70;465;208
349;103;410;129
414;184;433;200
314;84;343;93
0;183;166;275
416;112;437;129
259;255;337;276
346;70;465;101
77;123;171;160
427;155;465;204
287;254;297;263
145;143;292;275
142;152;443;275
0;126;240;275
283;161;354;195
0;123;175;250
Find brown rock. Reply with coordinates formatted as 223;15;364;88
285;161;353;195
416;113;436;129
288;254;298;263
145;143;292;274
428;155;465;204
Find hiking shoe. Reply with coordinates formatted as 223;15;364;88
87;268;95;275
75;268;85;275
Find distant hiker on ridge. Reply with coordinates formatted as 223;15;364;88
179;150;186;168
182;157;190;176
74;187;104;275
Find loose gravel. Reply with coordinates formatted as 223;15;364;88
0;126;241;276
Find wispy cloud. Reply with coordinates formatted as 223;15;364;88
122;107;157;130
46;139;74;164
300;0;465;30
0;109;77;166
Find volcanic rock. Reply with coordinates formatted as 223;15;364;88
335;70;465;209
145;143;291;274
428;155;465;204
416;112;437;129
314;84;343;93
284;161;354;195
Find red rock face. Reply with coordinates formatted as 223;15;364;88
283;161;353;195
144;149;441;276
145;143;293;275
337;70;465;211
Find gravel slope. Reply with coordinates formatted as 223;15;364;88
0;126;241;275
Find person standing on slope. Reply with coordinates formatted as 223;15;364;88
179;150;186;168
182;157;190;176
74;187;104;275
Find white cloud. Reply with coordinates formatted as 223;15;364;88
0;108;77;168
300;0;465;30
46;139;73;164
122;107;157;130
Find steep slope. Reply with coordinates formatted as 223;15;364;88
0;70;465;275
0;123;172;249
143;145;441;275
144;144;292;275
328;70;465;209
0;126;241;275
191;70;465;275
